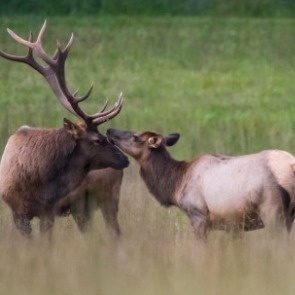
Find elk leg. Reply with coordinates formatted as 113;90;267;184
13;213;32;238
100;199;121;238
186;209;208;240
39;213;55;235
285;208;295;232
259;203;287;234
71;192;91;233
72;210;90;233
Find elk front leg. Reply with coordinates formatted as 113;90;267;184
39;212;55;235
186;209;209;240
100;199;121;238
71;192;91;233
13;213;32;238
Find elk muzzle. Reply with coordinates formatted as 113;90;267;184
107;128;133;145
110;145;129;169
106;128;142;159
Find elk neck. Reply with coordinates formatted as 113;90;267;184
44;151;91;205
40;129;90;204
139;147;189;207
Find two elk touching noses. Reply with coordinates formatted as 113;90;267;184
1;21;295;241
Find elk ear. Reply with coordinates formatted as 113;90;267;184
148;136;163;149
165;133;180;147
63;118;79;139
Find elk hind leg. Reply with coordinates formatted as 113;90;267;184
259;204;287;234
278;185;294;233
285;208;295;232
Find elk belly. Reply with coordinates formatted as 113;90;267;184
187;154;269;220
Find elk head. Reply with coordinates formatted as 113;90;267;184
0;20;129;170
106;128;180;160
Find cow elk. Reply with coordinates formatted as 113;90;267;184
0;21;129;237
107;128;295;240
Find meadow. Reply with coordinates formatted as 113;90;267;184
0;16;295;294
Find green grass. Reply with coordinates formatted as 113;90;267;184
0;16;295;295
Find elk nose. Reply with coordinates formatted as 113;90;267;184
122;156;130;168
106;128;115;136
106;128;118;143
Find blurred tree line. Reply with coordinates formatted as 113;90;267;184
0;0;295;16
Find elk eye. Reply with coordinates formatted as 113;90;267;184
132;134;139;142
92;137;103;145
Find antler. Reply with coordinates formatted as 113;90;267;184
0;20;123;127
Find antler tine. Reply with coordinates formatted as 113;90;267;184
51;28;74;63
0;49;24;61
33;20;58;67
73;88;79;97
6;28;33;48
63;33;74;55
0;30;33;60
84;98;109;120
92;93;123;125
53;33;74;62
74;84;94;103
99;99;109;113
6;20;46;51
35;19;47;46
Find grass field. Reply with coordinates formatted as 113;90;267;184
0;16;295;295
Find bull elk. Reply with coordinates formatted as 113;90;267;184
107;128;295;240
0;21;129;237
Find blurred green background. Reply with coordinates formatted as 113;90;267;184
1;0;295;16
1;15;295;159
1;2;295;295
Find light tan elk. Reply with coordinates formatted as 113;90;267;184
0;21;129;237
107;128;295;239
55;168;123;236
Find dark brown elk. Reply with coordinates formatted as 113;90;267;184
107;128;295;240
0;21;129;237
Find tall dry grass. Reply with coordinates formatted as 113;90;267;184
0;169;294;295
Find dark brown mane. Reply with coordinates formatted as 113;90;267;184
140;146;188;207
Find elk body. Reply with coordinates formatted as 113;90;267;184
0;21;129;237
55;168;123;237
107;128;295;239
